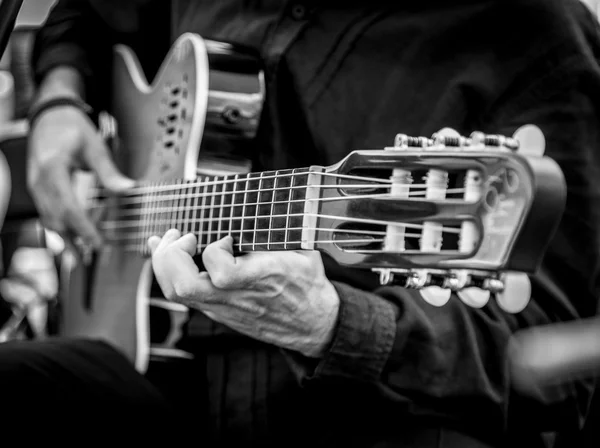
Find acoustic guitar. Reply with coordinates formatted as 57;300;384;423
58;33;566;373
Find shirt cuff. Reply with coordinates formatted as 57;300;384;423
285;281;396;384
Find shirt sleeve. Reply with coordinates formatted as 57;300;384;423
31;0;144;112
285;50;600;438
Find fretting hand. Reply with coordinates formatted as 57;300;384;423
148;229;341;358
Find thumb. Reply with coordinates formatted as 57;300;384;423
84;133;135;193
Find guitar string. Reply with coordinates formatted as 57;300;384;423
94;190;470;219
86;171;395;197
105;227;414;244
86;168;501;198
120;236;466;253
98;213;464;234
84;186;471;213
123;238;391;252
84;168;486;207
83;172;500;209
85;182;404;209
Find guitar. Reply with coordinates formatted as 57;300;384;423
58;33;566;373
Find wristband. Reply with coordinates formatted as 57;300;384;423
27;97;94;126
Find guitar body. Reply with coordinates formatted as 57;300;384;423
0;150;10;232
59;33;264;371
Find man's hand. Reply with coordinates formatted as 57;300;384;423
148;229;341;358
27;89;133;248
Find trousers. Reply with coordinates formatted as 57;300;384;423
0;338;199;443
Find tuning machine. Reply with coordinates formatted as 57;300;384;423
373;267;531;313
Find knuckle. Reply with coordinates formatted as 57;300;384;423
173;280;196;300
209;271;231;289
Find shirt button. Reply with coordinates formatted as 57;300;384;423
290;3;307;20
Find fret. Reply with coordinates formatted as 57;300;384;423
138;190;148;251
168;180;178;234
216;179;223;240
202;176;215;247
183;181;191;235
177;179;186;232
170;180;178;232
206;177;217;245
150;183;159;237
267;172;277;250
192;180;201;244
169;182;178;234
238;174;247;252
198;176;209;250
255;171;275;251
211;177;223;242
140;190;149;247
180;181;187;234
288;169;309;249
253;173;263;250
284;172;294;249
272;170;292;249
232;174;246;251
220;175;233;239
161;183;170;235
244;173;260;251
229;174;238;238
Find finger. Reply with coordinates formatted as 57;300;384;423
32;162;102;248
202;236;242;289
155;228;182;251
147;236;161;253
83;134;135;193
172;233;198;256
152;244;211;304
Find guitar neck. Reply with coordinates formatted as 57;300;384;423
102;168;316;255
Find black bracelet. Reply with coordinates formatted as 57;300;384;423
27;97;94;126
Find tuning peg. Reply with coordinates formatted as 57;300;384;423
420;286;451;307
432;127;466;147
513;124;545;157
458;288;490;308
435;127;461;138
496;272;531;313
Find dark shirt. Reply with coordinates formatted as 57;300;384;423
32;1;600;447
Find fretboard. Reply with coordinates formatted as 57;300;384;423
103;168;311;254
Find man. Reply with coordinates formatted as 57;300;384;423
1;0;599;446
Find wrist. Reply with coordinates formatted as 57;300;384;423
28;97;94;129
35;66;85;104
303;281;341;358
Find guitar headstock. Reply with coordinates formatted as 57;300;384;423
309;126;565;313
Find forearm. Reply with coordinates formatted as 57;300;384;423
31;0;138;113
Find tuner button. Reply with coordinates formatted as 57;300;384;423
432;127;462;147
513;124;545;157
458;288;490;308
496;272;531;314
435;127;461;138
420;287;451;307
394;134;409;148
